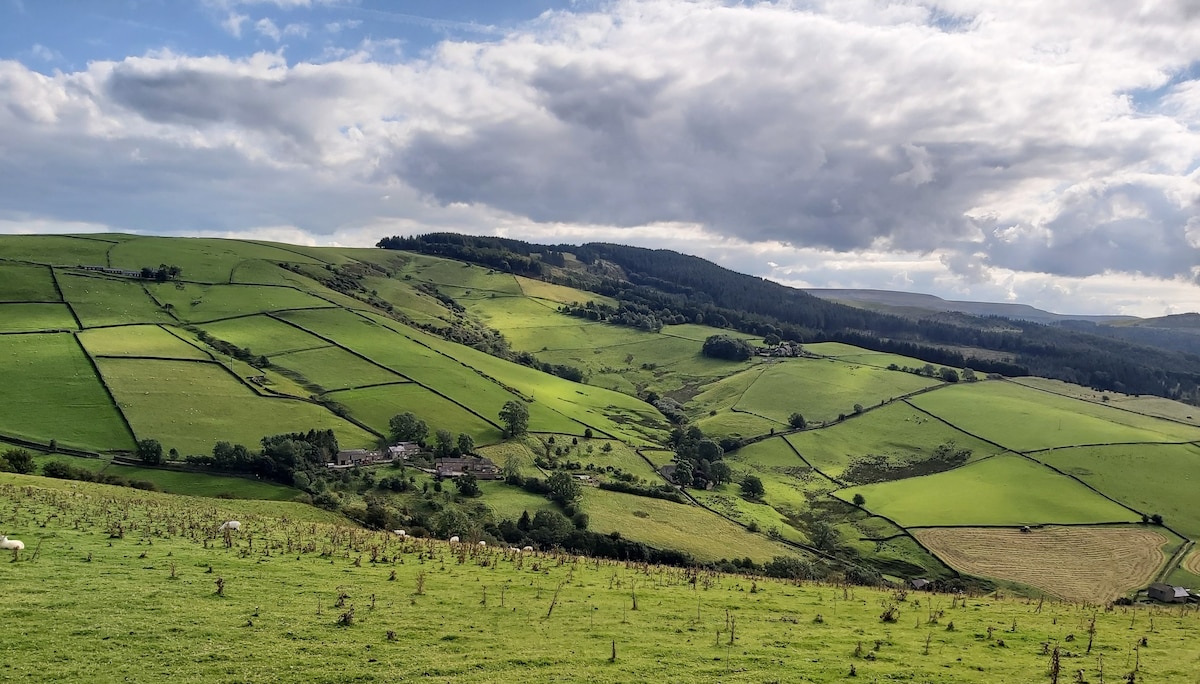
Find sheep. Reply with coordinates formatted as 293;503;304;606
217;521;241;533
393;529;406;538
449;535;460;544
522;546;534;553
0;536;24;551
478;541;486;547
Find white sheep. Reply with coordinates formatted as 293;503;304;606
478;541;486;547
522;545;534;553
449;535;460;544
393;529;406;538
0;536;24;551
218;521;241;533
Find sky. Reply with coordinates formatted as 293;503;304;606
2;1;1199;317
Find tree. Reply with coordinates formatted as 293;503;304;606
583;428;594;439
852;493;866;506
529;509;574;546
709;460;733;485
740;474;765;498
546;471;583;507
456;433;474;455
136;439;163;465
696;438;723;462
434;429;455;458
499;400;530;437
672;460;694;488
701;334;755;361
389;412;428;443
788;412;807;429
453;473;480;497
0;448;34;474
939;367;960;383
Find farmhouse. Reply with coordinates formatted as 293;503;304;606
388;442;420;460
76;264;143;278
910;578;931;591
333;449;384;467
434;456;501;480
1147;583;1190;603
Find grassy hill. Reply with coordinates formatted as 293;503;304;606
4;233;1200;600
4;473;1200;683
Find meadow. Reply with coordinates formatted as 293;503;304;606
148;283;338;323
268;345;406;392
56;273;174;327
78;324;212;360
200;313;329;356
0;302;77;332
325;383;503;443
1012;376;1200;427
3;474;1199;683
0;262;59;301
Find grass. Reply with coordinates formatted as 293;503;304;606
5;473;1198;683
728;357;939;425
57;273;175;327
514;276;618;306
104;464;301;500
804;342;938;370
0;263;59;301
148;283;338;323
0;333;134;452
0;234;116;266
108;236;324;283
78;325;212;360
270;345;406;392
914;526;1175;602
326;383;502;444
1035;443;1200;538
1011;376;1200;426
0;302;77;331
909;381;1200;451
95;357;376;455
529;436;662;482
835;454;1140;527
785;402;1003;478
200;313;328;356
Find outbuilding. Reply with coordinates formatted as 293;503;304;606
1147;583;1190;603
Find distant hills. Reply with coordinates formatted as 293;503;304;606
804;288;1139;325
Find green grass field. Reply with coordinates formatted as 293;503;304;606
78;324;212;360
0;234;117;266
909;381;1200;451
1011;376;1200;426
95;357;375;455
835;454;1140;527
270;345;406;391
149;283;339;323
0;333;134;452
0;262;59;301
108;236;325;283
56;273;174;327
1036;443;1200;538
0;302;77;331
326;383;502;444
199;314;328;355
785;402;1003;478
104;464;301;500
804;342;939;370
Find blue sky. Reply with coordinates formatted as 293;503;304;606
1;0;1199;316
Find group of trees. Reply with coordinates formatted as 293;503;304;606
701;334;756;361
139;264;182;282
193;329;269;368
184;430;339;485
0;448;35;474
667;425;734;490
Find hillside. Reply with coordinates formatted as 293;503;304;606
804;288;1138;325
2;473;1198;683
4;232;1200;601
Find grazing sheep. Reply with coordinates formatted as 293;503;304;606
449;535;460;544
522;546;534;553
478;541;486;547
218;521;241;533
0;536;24;551
393;529;406;538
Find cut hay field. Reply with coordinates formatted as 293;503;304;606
0;302;77;331
909;381;1200;451
325;383;502;444
785;402;1002;478
5;474;1198;683
0;333;133;452
78;324;211;360
913;526;1173;602
0;262;59;301
835;455;1139;527
57;274;174;327
731;358;939;425
95;358;375;455
1035;443;1200;538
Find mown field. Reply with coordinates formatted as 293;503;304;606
4;474;1200;683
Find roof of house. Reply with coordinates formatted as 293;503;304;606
911;578;930;588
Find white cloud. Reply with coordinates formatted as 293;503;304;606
221;12;249;37
28;43;60;62
254;17;281;41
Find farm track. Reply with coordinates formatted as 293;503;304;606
914;526;1168;602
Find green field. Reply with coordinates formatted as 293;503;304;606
0;333;133;451
95;358;375;455
835;454;1140;527
108;236;325;283
1012;376;1200;426
785;402;1003;478
57;273;174;327
199;314;327;355
0;263;59;301
78;324;212;360
105;464;301;500
909;381;1200;451
9;474;1197;682
149;283;339;322
805;342;939;370
0;302;77;331
326;383;502;444
0;234;117;266
1036;443;1200;538
270;345;406;391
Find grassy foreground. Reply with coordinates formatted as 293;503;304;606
4;474;1200;683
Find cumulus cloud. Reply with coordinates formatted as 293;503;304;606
1;0;1199;314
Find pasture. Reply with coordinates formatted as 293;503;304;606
148;283;338;323
0;234;117;266
0;302;77;332
1012;376;1200;427
95;358;375;455
0;263;59;301
78;324;211;360
3;474;1198;683
269;345;406;392
104;464;301;500
56;273;174;327
326;383;502;444
108;236;324;283
804;342;936;370
908;381;1200;452
1035;443;1200;539
913;526;1174;602
0;333;133;452
200;313;328;356
835;455;1140;528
